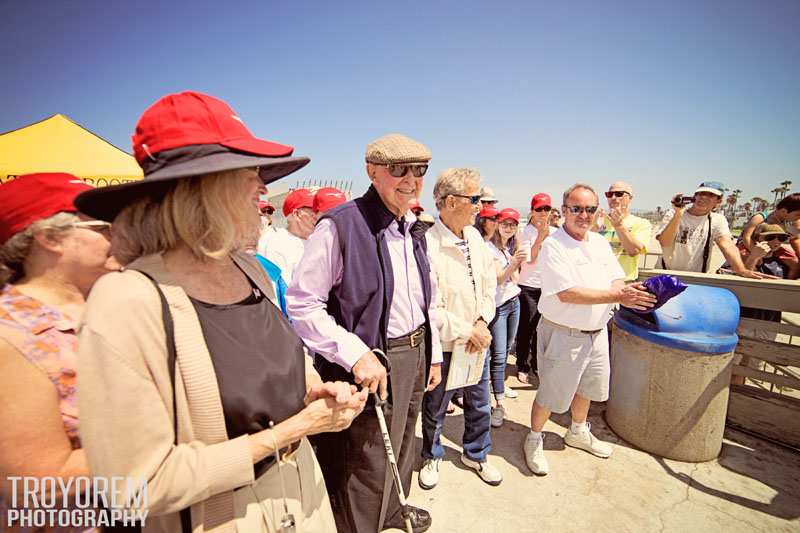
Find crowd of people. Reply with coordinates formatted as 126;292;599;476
1;90;797;533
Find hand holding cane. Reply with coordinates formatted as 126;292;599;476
370;349;413;533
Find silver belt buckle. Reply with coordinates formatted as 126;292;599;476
410;328;424;347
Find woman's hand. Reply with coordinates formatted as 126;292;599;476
301;391;368;435
304;381;358;406
511;248;527;267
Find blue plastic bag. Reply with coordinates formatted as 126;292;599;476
627;274;688;314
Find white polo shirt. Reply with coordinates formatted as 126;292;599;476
537;227;626;331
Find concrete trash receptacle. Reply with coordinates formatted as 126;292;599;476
606;285;739;462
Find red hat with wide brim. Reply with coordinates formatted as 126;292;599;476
75;91;310;222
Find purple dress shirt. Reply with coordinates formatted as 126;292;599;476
287;213;444;371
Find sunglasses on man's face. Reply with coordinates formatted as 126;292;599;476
534;206;552;213
451;194;482;205
386;163;428;178
759;234;789;242
564;205;599;215
605;191;629;198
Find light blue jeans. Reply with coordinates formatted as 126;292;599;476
488;296;520;400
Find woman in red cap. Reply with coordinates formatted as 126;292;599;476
0;172;119;530
485;208;526;426
74;91;365;533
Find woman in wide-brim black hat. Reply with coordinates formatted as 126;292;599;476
75;91;367;533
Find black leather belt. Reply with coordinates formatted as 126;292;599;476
387;325;426;349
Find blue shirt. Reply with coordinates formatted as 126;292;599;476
255;254;289;318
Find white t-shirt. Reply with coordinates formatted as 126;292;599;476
258;227;306;283
487;241;522;307
655;210;731;273
537;227;626;330
517;224;554;288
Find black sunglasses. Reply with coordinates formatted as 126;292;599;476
565;205;599;215
604;191;630;198
451;194;482;205
534;206;552;212
386;163;428;178
759;234;789;242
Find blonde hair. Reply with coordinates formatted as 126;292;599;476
112;169;260;265
0;212;79;286
433;168;482;210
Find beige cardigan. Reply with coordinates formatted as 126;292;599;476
426;220;497;352
77;252;278;533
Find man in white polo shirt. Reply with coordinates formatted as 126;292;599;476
523;183;656;475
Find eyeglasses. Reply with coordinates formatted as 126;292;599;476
533;206;552;212
604;191;630;198
71;220;112;233
385;163;428;178
564;205;599;215
759;234;789;242
451;194;482;205
500;220;518;228
483;216;498;222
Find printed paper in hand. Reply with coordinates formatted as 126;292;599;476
445;341;486;391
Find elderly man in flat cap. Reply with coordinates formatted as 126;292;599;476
288;133;443;533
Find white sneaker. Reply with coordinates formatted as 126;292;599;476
504;387;519;399
460;454;503;486
490;405;505;428
523;433;549;475
564;423;613;458
418;458;441;489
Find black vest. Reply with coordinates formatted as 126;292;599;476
316;186;434;388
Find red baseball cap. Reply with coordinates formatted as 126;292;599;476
0;173;93;244
313;187;347;214
258;201;275;214
498;208;520;223
283;188;314;216
531;193;552;210
479;205;500;218
75;91;310;222
408;198;424;213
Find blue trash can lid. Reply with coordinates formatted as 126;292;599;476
614;284;739;353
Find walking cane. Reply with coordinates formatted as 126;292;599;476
371;349;414;533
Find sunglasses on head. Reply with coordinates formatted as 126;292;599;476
534;205;552;212
385;163;428;178
564;205;599;215
451;194;482;205
759;234;789;242
605;191;629;198
72;220;112;233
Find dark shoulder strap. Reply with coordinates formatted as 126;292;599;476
702;214;712;273
133;270;192;533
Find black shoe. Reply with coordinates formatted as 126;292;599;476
383;506;432;532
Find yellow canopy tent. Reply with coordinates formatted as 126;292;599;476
0;114;143;187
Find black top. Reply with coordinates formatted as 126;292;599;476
190;281;306;476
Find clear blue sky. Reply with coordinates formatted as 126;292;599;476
2;0;798;211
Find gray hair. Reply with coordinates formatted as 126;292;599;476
562;183;599;206
0;212;79;286
433;168;482;210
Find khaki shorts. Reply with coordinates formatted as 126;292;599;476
534;319;610;414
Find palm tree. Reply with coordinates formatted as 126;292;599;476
779;180;793;200
772;188;782;207
742;202;752;220
751;196;768;212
